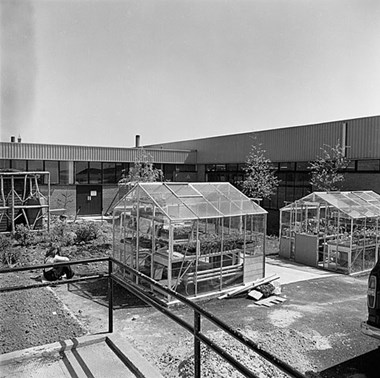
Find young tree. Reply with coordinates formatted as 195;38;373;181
241;139;279;200
118;148;163;186
309;141;350;191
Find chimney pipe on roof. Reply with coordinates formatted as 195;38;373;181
135;135;140;148
10;136;15;143
17;135;22;143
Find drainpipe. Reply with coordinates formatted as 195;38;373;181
342;123;347;157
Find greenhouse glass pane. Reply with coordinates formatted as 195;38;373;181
180;197;223;218
191;183;244;216
166;183;201;197
213;183;267;214
193;183;266;215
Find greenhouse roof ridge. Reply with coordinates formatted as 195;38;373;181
113;182;267;221
280;190;380;219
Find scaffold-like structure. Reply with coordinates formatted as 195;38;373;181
0;171;50;233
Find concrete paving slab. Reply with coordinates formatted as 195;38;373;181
0;333;164;378
265;257;338;285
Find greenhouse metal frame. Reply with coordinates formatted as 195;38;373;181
279;191;380;274
112;182;267;303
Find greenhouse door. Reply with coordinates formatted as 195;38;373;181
76;185;102;215
294;234;319;267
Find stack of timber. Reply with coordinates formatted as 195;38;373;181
218;274;279;300
218;273;287;307
249;296;287;307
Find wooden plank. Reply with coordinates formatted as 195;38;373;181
247;290;263;301
252;295;287;307
218;273;279;299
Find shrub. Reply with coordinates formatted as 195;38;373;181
0;234;20;266
13;224;36;246
73;222;101;244
48;221;76;247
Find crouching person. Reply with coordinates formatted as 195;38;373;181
43;246;75;281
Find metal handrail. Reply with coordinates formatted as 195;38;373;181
110;257;306;378
0;257;306;378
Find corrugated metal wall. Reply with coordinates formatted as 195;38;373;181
147;116;380;163
347;117;380;159
0;143;197;164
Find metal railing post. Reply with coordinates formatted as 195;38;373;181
194;310;201;378
108;258;114;333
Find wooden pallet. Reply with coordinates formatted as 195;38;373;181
249;295;287;307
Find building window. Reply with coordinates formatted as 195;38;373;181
279;162;295;171
344;160;356;171
294;172;310;187
295;162;309;171
89;162;102;184
28;160;44;172
44;161;59;184
116;163;129;182
60;161;74;184
206;165;216;172
226;164;238;171
177;164;196;172
0;160;11;169
103;163;116;184
164;164;176;181
12;160;27;171
75;162;89;184
215;164;226;171
357;160;380;172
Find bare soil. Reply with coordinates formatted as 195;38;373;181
0;243;111;355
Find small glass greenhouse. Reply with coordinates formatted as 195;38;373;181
112;182;267;304
279;191;380;274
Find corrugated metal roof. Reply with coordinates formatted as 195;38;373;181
146;116;380;163
0;142;197;164
2;116;378;165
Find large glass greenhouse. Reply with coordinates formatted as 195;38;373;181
279;191;380;274
112;182;267;304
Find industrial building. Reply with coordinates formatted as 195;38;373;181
1;115;379;233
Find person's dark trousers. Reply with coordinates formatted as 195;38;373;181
44;265;74;281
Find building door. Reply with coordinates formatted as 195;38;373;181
76;185;102;215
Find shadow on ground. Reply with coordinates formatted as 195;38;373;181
319;347;380;378
67;277;149;309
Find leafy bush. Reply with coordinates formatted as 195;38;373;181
13;224;37;246
73;222;101;244
0;234;20;266
48;221;76;247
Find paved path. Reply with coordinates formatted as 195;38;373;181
265;256;338;285
0;334;163;378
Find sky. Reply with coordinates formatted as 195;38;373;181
1;0;380;148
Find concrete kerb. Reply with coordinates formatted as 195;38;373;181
0;334;107;366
